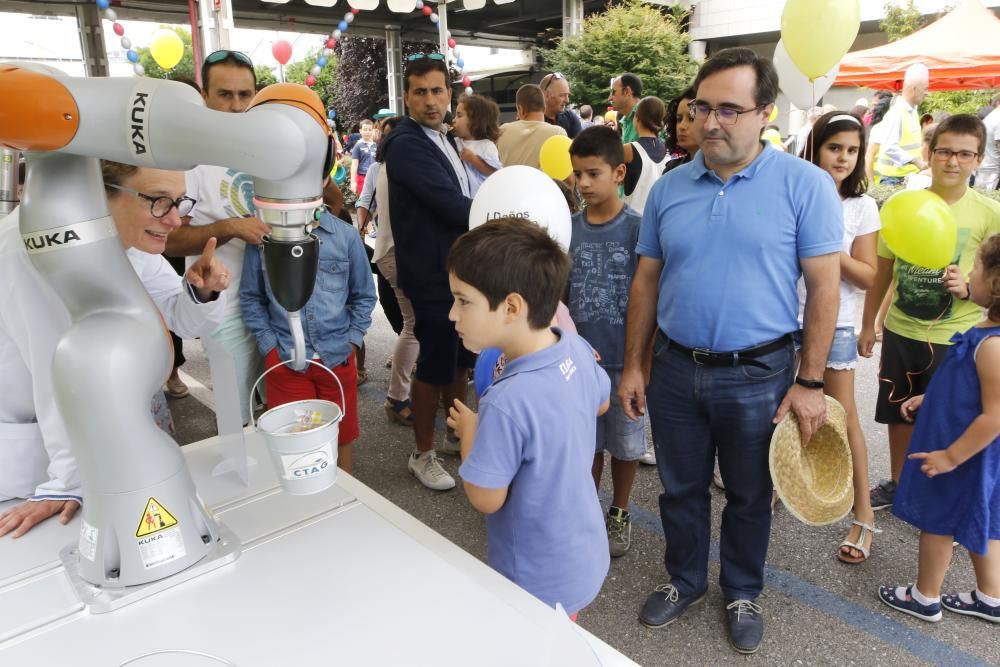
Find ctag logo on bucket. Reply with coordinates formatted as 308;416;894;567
135;497;179;538
280;442;335;481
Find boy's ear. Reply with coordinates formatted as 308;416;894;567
613;162;627;185
503;292;527;323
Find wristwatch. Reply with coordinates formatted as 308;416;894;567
795;376;825;390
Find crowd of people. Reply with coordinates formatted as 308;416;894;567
1;43;999;657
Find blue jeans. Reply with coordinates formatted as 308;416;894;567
647;333;795;600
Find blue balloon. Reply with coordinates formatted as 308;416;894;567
96;0;110;8
474;348;504;399
126;50;139;63
329;110;337;119
317;57;327;67
338;20;348;31
457;58;465;69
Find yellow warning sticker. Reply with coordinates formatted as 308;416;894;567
135;497;179;538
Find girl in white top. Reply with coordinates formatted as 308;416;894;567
453;94;503;196
0;162;229;539
623;96;671;214
798;112;882;564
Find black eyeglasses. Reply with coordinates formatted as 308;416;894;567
541;72;565;90
688;102;766;126
205;50;253;68
931;148;980;164
407;53;445;62
106;184;197;218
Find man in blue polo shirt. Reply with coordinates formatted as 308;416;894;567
618;48;842;654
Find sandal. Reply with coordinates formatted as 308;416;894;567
357;368;368;386
837;519;881;564
384;397;414;427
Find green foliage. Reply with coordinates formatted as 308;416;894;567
880;0;925;41
137;26;195;81
543;0;698;108
254;65;279;88
922;89;997;116
284;48;337;108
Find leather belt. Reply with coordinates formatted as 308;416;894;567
657;330;792;370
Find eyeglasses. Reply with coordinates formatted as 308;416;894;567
406;52;446;62
204;50;253;68
688;102;766;126
106;184;197;218
541;72;564;90
931;148;980;164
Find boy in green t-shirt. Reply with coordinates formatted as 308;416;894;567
859;114;1000;510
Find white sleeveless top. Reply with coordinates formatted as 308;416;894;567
623;141;670;215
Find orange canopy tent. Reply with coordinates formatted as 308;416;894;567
834;0;1000;91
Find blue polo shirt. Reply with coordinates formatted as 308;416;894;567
636;143;843;351
459;329;610;614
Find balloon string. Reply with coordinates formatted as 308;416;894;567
879;278;950;406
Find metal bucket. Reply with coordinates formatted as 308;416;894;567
250;359;345;495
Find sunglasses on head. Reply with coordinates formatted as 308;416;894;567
407;52;446;62
205;50;253;68
541;72;564;90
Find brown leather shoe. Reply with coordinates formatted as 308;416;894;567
165;374;189;399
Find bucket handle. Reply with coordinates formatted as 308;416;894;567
249;357;346;429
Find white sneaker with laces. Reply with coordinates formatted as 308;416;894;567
639;439;656;466
408;451;456;491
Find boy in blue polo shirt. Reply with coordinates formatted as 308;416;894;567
446;217;611;617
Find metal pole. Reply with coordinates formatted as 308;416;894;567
385;26;404;115
0;149;20;216
188;0;204;88
74;3;109;78
436;1;449;58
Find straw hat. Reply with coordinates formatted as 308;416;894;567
769;396;854;526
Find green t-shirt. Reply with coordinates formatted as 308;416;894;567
620;108;638;144
880;187;1000;344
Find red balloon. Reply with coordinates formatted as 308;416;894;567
271;39;293;65
112;22;124;36
422;5;432;15
447;38;456;49
351;8;359;13
326;38;336;49
462;76;472;88
306;74;316;87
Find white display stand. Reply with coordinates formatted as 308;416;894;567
0;432;636;667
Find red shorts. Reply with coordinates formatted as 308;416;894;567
264;349;359;445
355;173;366;194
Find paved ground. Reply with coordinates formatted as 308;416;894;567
169;311;999;667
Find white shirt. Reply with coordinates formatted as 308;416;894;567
981;107;1000;171
797;195;881;330
185;164;255;318
420;123;471;198
0;210;226;502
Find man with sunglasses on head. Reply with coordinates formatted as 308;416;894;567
618;47;842;654
165;50;270;427
380;53;473;492
541;72;582;140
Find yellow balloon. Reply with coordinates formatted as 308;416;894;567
150;29;184;71
768;105;779;123
538;135;573;181
762;128;783;148
781;0;860;80
880;190;958;269
604;110;617;123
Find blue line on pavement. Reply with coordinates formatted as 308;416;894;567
605;494;991;667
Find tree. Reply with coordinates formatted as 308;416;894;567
255;65;279;89
285;48;338;108
880;0;925;42
137;26;196;81
543;0;698;108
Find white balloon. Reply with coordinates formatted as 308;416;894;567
469;166;572;252
773;39;839;111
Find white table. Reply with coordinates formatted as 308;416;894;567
0;432;636;667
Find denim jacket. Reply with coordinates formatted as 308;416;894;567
240;211;376;369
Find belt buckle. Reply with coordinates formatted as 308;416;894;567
692;348;711;365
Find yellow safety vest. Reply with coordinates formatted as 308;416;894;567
875;103;922;180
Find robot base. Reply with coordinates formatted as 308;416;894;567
58;523;241;614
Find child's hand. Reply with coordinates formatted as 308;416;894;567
942;264;968;299
447;399;478;449
900;394;924;422
460;146;475;162
909;449;958;477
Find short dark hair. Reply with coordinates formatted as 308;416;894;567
570;126;625;169
979;233;1000;322
869;95;893;125
666;85;696;153
515;84;545;113
202;52;256;92
619;73;643;98
693;47;778;107
635;96;666;134
930;113;987;155
448;217;570;330
403;56;450;93
458;94;501;143
805;110;868;198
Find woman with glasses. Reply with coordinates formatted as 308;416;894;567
0;161;229;539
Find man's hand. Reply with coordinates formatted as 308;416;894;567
901;394;925;423
618;366;647;421
773;383;827;445
857;326;878;358
228;217;271;246
185;237;230;300
942;264;968;299
909;449;957;478
0;499;80;539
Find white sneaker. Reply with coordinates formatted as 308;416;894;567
638;440;656;466
408;451;456;491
